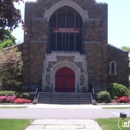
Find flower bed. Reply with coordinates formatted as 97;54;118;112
14;98;31;104
111;96;130;104
0;96;31;104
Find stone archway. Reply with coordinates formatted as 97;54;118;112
44;0;89;22
50;61;80;92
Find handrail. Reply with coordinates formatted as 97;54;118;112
92;87;95;100
34;87;38;99
50;83;53;104
77;84;79;104
77;84;79;93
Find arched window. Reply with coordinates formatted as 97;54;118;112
109;61;117;76
47;6;83;53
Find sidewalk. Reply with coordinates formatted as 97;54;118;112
25;119;102;130
1;103;129;109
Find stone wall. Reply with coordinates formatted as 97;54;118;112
108;45;129;87
21;0;129;89
24;0;108;45
84;42;102;86
17;42;46;84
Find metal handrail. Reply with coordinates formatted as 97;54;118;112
34;87;38;99
92;87;95;100
50;83;53;104
77;84;80;104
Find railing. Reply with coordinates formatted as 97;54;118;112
50;83;53;103
92;87;95;100
21;83;42;92
77;84;79;104
34;87;39;99
77;84;79;93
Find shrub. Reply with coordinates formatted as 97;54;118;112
21;92;30;99
0;91;15;96
107;83;129;98
128;90;130;96
16;92;31;99
96;91;111;103
0;95;16;103
81;86;86;92
14;98;31;104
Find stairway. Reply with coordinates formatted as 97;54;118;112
38;92;92;104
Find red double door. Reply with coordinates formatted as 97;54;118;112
55;67;75;92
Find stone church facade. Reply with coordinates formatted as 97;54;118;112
18;0;129;92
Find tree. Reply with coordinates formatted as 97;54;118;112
121;46;130;53
0;0;25;40
0;47;23;89
0;29;16;49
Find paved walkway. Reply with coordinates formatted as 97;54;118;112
25;119;102;130
1;103;130;130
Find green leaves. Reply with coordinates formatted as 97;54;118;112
121;46;130;53
0;29;16;49
0;47;23;87
0;0;24;40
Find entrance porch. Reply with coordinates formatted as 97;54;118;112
42;51;88;93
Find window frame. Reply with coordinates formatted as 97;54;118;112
109;61;117;76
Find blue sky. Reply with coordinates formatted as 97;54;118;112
12;0;130;48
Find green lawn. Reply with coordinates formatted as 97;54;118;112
0;106;27;108
95;117;130;130
102;107;130;109
0;119;33;130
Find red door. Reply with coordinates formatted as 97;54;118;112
55;67;75;92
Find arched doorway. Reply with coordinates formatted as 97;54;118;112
55;67;75;92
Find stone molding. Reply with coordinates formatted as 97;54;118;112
42;51;88;92
30;40;47;44
85;18;100;22
32;17;47;21
44;0;89;22
84;41;101;44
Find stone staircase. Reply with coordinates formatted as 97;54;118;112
38;92;92;104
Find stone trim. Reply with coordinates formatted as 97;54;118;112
42;52;88;92
32;18;47;21
84;41;101;44
44;0;89;22
30;40;47;44
109;61;117;76
85;18;100;22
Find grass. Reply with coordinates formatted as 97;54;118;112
0;119;33;130
0;106;27;108
95;117;130;130
102;107;130;109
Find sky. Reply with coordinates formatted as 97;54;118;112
12;0;130;49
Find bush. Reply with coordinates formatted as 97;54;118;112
0;91;15;96
0;91;31;99
96;91;111;103
116;96;130;103
81;86;86;92
14;98;31;104
107;83;129;98
15;92;31;99
128;89;130;96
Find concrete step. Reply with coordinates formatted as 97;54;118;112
38;92;92;104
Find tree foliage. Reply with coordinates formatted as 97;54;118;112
121;46;130;53
0;29;16;49
0;47;23;88
0;0;24;40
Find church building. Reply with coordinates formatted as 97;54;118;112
19;0;129;92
